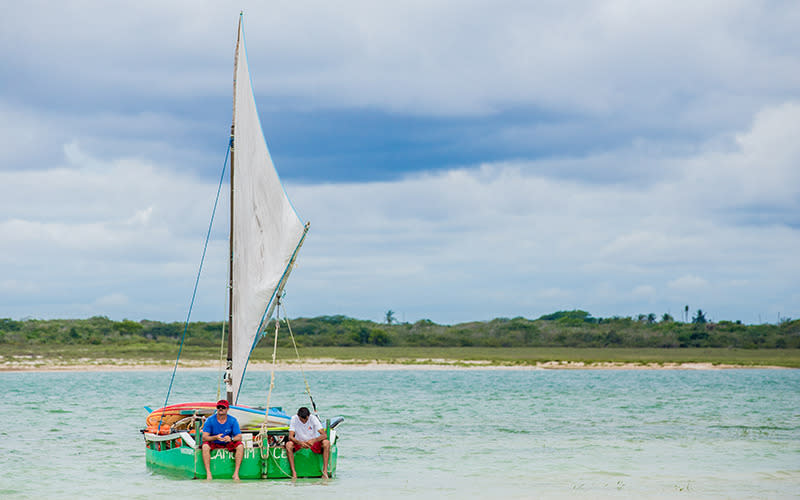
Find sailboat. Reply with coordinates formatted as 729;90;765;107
142;14;341;480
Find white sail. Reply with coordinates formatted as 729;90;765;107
230;20;306;403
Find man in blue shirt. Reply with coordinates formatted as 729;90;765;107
202;399;244;480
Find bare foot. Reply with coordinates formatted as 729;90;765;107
205;475;213;481
233;474;240;481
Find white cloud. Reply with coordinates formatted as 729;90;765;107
125;207;155;226
0;142;229;320
680;101;800;210
667;275;709;292
2;1;798;126
3;101;799;323
0;279;40;295
284;101;800;322
631;285;657;300
1;0;799;325
536;288;572;300
95;293;130;307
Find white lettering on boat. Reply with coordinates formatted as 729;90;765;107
210;448;258;459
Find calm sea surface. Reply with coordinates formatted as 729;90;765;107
1;368;798;499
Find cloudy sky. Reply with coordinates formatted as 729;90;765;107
1;1;798;325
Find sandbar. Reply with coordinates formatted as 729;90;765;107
0;356;790;372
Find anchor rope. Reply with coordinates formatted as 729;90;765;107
157;144;229;431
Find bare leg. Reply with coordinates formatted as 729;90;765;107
202;444;213;480
286;441;297;479
321;439;330;478
233;444;243;481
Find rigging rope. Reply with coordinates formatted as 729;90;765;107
216;280;229;400
259;297;282;460
257;296;319;477
282;303;317;414
158;144;229;430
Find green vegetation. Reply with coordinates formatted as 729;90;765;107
1;311;798;367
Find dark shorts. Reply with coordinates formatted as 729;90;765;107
206;441;243;452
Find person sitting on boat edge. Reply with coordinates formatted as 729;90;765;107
201;399;244;481
286;406;331;479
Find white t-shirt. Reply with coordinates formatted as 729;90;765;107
289;414;323;441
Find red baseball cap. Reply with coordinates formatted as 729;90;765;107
216;399;229;408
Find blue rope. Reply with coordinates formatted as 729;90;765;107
157;144;230;428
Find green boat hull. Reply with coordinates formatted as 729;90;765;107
145;437;337;479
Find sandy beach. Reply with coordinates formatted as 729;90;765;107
0;355;788;372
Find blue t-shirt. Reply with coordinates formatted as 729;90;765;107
203;413;241;444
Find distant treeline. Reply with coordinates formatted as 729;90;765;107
1;310;799;349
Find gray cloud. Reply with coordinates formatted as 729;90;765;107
4;2;798;118
1;1;798;323
6;100;795;323
285;101;800;323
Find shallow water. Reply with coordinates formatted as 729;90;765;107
1;369;798;498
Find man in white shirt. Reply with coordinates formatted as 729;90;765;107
286;406;331;479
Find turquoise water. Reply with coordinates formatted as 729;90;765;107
1;368;798;498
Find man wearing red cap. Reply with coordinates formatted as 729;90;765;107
201;399;244;480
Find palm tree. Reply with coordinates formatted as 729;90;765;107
692;309;707;325
385;310;396;325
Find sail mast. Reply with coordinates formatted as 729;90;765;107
227;12;307;403
225;13;243;404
